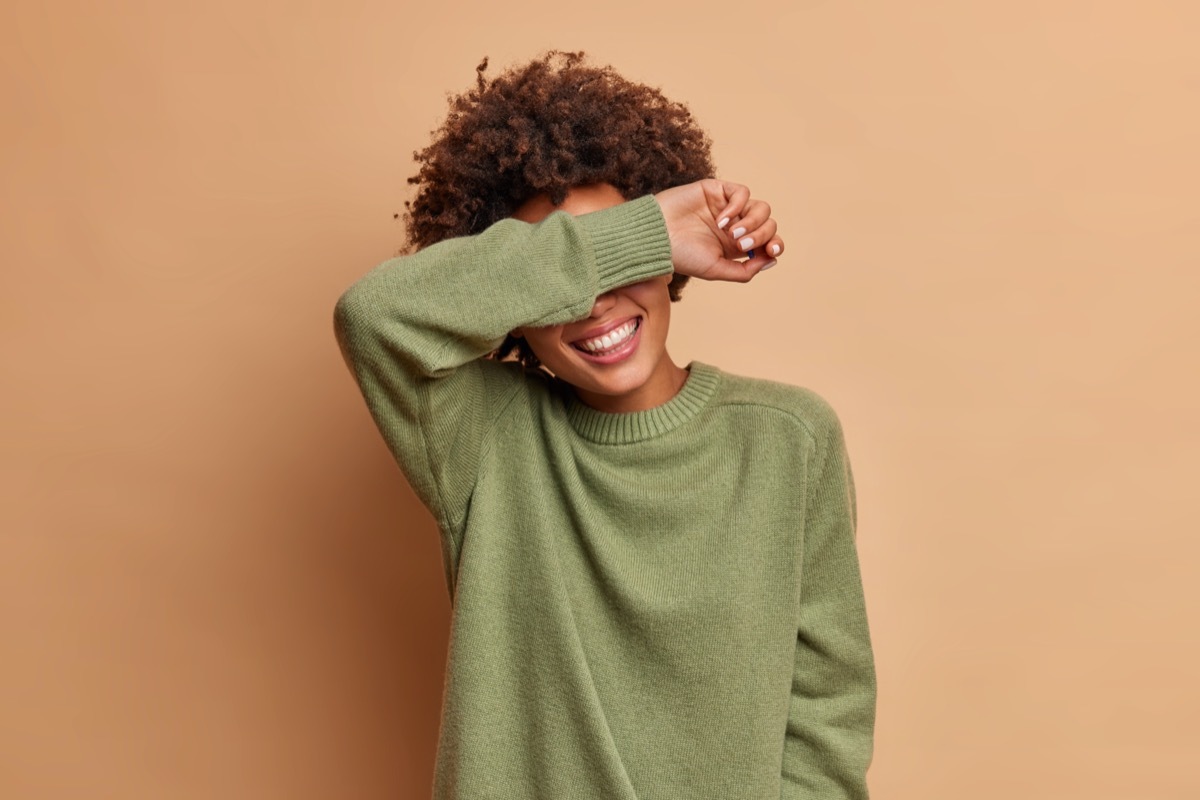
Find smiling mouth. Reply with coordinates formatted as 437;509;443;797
570;317;641;355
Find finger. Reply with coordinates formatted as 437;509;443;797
713;182;749;231
734;218;778;256
700;254;773;283
726;199;771;240
762;235;784;259
722;200;770;252
744;239;783;272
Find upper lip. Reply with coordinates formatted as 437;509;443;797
570;315;640;344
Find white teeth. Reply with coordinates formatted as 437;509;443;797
575;318;638;353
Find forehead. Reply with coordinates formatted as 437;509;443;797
510;182;626;223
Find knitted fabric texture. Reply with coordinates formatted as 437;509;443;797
333;194;876;799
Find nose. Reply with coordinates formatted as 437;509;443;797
590;290;617;318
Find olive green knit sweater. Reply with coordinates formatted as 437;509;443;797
333;194;876;799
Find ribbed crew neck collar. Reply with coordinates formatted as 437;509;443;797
561;361;722;444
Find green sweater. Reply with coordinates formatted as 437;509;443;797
333;194;876;799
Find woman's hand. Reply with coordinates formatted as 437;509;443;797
653;179;783;282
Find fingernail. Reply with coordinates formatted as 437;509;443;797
739;236;754;250
731;226;746;238
759;259;778;271
718;217;729;229
771;244;781;256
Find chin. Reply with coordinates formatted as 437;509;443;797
557;349;655;394
584;372;650;398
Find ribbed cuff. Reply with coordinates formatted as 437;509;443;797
576;194;675;293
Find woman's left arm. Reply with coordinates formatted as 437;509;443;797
781;410;877;799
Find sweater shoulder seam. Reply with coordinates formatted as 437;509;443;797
442;361;525;536
708;399;821;447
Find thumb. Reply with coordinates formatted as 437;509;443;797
701;253;773;283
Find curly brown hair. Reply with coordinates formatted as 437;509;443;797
399;49;717;370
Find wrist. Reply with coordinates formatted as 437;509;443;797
576;194;674;291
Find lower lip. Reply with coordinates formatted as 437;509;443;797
570;317;642;364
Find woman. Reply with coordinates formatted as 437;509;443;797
334;50;876;800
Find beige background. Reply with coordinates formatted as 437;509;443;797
2;1;1198;798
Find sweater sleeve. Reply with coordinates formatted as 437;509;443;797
781;413;878;799
331;194;674;542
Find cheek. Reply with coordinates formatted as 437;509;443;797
523;328;568;361
636;287;673;319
